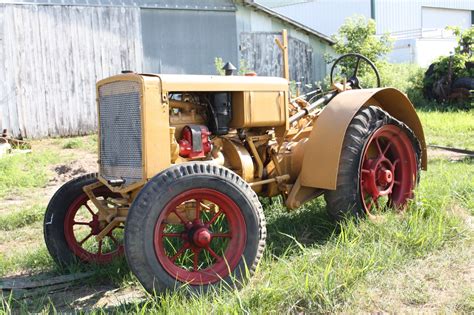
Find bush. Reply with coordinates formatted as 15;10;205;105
422;27;473;108
331;15;392;64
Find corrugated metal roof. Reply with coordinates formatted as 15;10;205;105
256;0;311;8
242;0;335;44
0;0;236;11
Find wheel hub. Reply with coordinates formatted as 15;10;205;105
185;221;213;248
358;124;418;215
362;157;395;198
378;167;393;185
192;228;212;248
155;188;246;285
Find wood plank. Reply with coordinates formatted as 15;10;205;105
2;5;143;138
0;272;95;290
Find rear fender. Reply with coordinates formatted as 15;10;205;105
299;87;427;190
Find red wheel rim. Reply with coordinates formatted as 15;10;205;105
153;188;246;285
64;188;124;263
360;125;417;217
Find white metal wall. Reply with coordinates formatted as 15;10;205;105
271;0;370;37
376;0;473;34
421;7;471;29
0;5;143;138
265;0;473;36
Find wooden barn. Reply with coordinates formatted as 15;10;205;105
0;0;334;138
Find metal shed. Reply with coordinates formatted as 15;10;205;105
0;0;333;138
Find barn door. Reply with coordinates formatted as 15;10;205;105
240;32;313;87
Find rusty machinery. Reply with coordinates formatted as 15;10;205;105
44;30;426;294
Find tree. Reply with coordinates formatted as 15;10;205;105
327;15;393;87
332;15;393;61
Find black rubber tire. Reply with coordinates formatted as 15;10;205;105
452;77;474;90
124;163;266;294
44;173;100;266
324;106;421;221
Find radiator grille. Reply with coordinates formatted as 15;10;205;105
98;81;143;186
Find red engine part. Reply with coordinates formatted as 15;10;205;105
179;125;211;159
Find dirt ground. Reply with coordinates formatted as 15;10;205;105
428;148;473;161
0;148;97;214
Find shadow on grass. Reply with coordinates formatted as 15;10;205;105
262;196;338;257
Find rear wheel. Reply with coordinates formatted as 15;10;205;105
125;163;266;294
324;106;421;220
44;174;124;266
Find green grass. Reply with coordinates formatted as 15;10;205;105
0;112;472;312
3;157;470;313
0;205;45;231
0;150;61;198
418;110;474;149
55;135;97;153
99;158;469;314
0;246;54;278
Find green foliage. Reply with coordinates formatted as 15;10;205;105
358;62;424;92
448;26;473;55
214;57;225;75
327;15;394;89
423;27;474;108
332;15;393;61
427;54;474;87
214;57;252;76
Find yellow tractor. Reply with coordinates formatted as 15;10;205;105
44;38;426;294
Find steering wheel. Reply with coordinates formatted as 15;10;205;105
330;53;381;89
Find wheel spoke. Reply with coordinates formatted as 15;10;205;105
375;137;383;156
173;210;188;224
79;232;93;245
170;244;189;262
205;246;222;262
373;198;380;210
361;168;370;174
195;199;201;221
383;141;392;155
73;221;90;226
84;203;95;216
207;210;222;226
363;192;373;211
98;240;103;254
109;234;119;246
393;159;400;167
162;233;182;238
394;180;401;185
193;250;200;271
212;233;231;238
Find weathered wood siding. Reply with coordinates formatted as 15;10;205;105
240;32;313;87
0;5;143;138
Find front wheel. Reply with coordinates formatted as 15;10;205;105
324;106;421;221
124;163;266;294
44;173;124;266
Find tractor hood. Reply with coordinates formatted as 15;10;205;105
141;73;289;92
